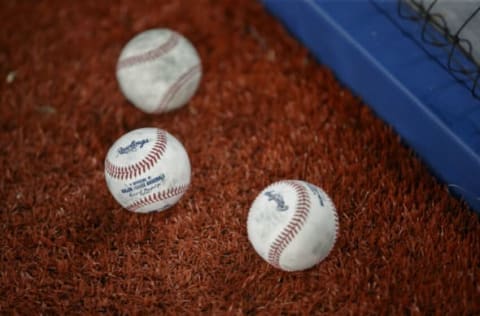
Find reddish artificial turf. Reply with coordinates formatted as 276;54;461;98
0;0;479;314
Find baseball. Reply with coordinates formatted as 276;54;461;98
104;127;191;213
116;28;202;114
247;180;339;271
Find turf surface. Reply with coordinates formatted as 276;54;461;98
1;0;479;314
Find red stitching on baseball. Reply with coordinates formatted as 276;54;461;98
117;33;180;69
154;64;201;113
267;181;311;269
105;130;167;180
126;183;189;212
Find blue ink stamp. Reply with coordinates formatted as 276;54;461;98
265;190;289;211
121;174;165;197
306;183;324;207
118;138;150;155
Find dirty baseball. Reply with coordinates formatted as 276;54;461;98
116;28;202;114
247;180;339;271
104;127;191;213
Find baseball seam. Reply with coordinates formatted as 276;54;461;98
154;64;201;113
332;205;339;245
267;181;311;269
116;32;180;69
126;183;189;212
105;130;167;180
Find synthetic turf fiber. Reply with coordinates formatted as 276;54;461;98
0;0;479;314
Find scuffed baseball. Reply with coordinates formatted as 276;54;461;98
104;127;191;213
247;180;339;271
116;28;202;114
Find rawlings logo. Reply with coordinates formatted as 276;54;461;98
117;138;150;155
265;191;289;211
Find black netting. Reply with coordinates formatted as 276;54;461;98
397;0;480;99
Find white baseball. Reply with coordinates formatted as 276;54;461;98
247;180;339;271
104;127;191;213
116;28;202;114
